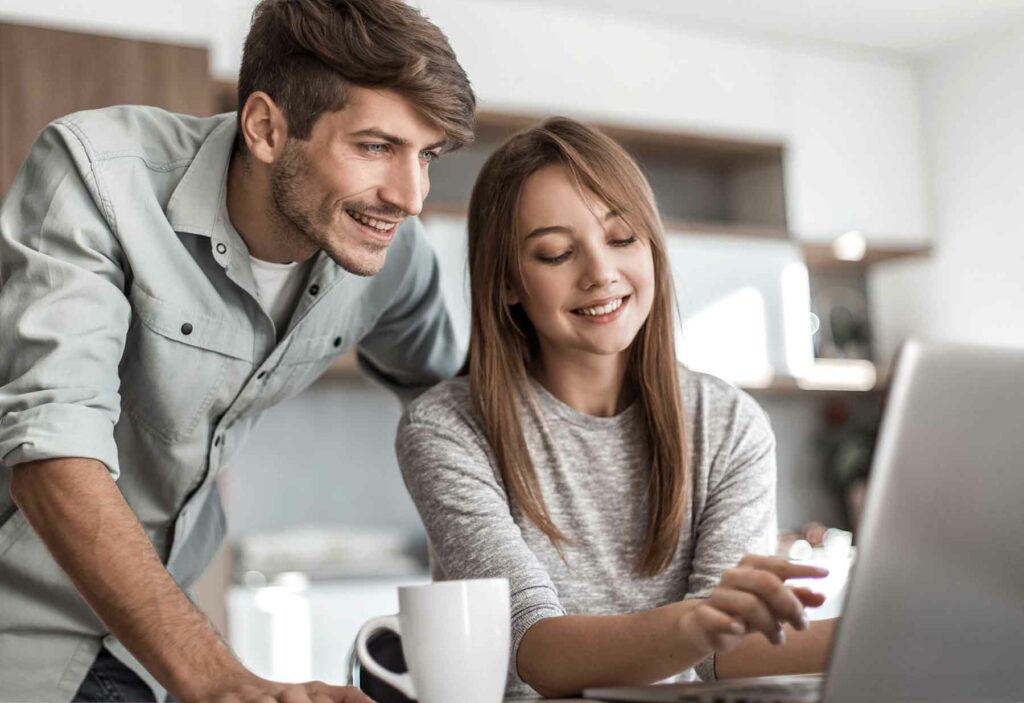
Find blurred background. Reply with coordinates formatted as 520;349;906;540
2;0;1023;684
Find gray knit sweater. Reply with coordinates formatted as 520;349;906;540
396;365;777;697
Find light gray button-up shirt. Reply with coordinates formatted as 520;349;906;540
0;106;461;702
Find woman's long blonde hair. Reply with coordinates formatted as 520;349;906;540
466;117;688;576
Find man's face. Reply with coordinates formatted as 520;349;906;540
270;87;446;276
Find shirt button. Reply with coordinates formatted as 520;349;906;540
333;337;342;347
213;435;222;447
308;284;320;296
257;371;268;380
215;242;227;255
181;323;193;335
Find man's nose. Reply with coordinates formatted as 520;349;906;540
379;156;426;217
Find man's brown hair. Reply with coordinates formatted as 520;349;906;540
238;0;475;150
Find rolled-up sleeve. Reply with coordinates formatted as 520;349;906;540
0;122;130;477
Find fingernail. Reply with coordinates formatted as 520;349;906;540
798;614;810;631
775;629;786;645
730;621;745;635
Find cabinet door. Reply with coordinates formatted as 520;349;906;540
0;22;211;194
783;47;929;245
420;0;785;140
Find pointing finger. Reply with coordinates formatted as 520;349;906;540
738;555;829;580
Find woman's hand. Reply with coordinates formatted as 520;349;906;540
684;555;828;653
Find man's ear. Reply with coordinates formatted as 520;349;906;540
238;91;288;165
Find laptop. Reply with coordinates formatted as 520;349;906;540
585;340;1024;702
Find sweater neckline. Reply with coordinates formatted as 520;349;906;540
527;375;639;431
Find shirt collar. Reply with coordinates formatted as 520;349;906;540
165;113;238;241
164;112;346;301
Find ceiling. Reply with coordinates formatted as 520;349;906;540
519;0;1024;56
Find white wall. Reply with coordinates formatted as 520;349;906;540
869;24;1024;363
418;0;786;139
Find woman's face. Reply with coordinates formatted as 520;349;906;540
511;164;656;364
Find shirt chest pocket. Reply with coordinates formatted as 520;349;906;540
120;286;254;442
270;330;363;404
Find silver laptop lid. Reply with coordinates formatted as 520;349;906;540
823;340;1024;702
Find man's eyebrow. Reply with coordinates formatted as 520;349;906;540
525;209;620;240
349;128;447;152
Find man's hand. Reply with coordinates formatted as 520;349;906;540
683;555;828;653
198;676;373;703
11;458;371;703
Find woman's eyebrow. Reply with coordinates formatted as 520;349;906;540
526;209;620;240
526;224;574;239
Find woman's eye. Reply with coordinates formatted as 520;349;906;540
538;251;571;264
611;235;638;247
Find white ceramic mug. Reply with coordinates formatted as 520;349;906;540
355;578;511;703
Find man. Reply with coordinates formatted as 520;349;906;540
0;1;475;700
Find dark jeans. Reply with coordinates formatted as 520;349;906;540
73;648;175;703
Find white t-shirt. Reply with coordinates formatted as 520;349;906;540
248;255;313;337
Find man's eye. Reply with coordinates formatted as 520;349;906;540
421;150;441;163
362;143;389;155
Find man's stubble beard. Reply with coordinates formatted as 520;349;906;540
270;139;387;277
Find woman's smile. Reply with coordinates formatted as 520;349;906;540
570;294;631;323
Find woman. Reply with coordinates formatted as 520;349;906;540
396;118;834;698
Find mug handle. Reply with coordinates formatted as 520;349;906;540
355;615;416;700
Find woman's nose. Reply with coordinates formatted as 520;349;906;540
579;248;619;290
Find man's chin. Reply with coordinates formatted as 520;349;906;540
324;245;388;277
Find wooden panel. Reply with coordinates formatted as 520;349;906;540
0;25;11;192
802;241;932;272
0;22;213;194
473;110;784;165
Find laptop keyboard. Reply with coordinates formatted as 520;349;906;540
673;676;821;702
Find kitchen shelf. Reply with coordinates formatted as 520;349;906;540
422;204;929;271
471;109;784;164
322;351;889;396
747;372;890;396
802;241;932;271
424;204;790;242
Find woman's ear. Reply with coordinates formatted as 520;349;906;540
502;283;520;306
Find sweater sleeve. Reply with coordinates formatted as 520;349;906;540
396;400;566;693
686;389;778;680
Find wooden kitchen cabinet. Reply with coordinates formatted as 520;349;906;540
0;21;214;195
